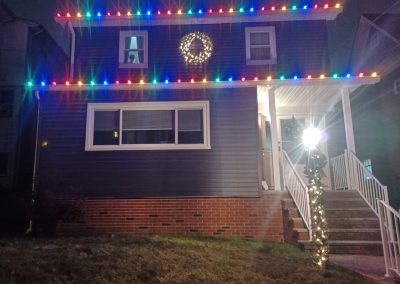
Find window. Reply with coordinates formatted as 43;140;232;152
363;158;373;179
119;31;148;68
85;101;210;151
394;78;400;95
0;90;14;118
245;27;277;65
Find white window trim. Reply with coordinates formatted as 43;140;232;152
245;26;277;65
118;30;148;69
85;101;211;151
394;78;400;95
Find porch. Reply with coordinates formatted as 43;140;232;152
256;76;390;256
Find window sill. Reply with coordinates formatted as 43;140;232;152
246;58;277;65
85;144;211;151
118;63;148;69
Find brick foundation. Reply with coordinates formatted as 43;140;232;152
59;192;286;242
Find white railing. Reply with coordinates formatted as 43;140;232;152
378;200;400;278
330;150;389;216
331;153;349;190
281;151;312;240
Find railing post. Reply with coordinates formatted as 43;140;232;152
378;201;391;278
344;150;352;190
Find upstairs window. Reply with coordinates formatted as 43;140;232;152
245;27;277;65
0;90;14;118
119;31;148;68
86;101;210;151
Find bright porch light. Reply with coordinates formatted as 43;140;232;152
302;127;321;150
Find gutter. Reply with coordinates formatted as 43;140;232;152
67;21;75;81
26;90;41;234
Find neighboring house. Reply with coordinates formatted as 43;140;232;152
26;2;387;253
350;13;400;207
0;4;67;193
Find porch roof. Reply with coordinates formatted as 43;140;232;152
257;75;379;116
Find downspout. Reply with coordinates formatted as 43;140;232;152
26;90;41;234
67;21;75;81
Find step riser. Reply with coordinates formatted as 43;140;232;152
323;191;360;198
327;219;379;229
282;199;296;208
328;231;381;241
329;245;383;256
325;210;376;218
290;218;306;228
324;200;368;208
285;208;301;218
300;243;383;256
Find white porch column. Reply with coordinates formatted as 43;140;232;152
341;88;356;154
268;88;282;190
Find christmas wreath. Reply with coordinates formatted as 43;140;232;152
180;32;213;64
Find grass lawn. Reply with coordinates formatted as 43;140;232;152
0;235;371;284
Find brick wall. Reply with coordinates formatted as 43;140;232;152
59;192;286;242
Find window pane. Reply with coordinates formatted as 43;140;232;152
125;36;144;50
93;111;119;145
124;50;144;64
122;110;174;144
178;110;204;144
250;47;271;60
250;32;270;45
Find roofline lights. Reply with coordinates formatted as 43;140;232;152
56;3;342;19
26;72;379;88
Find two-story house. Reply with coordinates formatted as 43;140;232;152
26;2;388;253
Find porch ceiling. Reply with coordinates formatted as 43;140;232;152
257;77;379;116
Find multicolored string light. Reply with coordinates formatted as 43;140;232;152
25;72;378;88
56;3;342;19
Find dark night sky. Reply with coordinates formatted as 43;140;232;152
3;0;400;71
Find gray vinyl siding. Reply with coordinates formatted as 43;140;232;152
38;87;260;198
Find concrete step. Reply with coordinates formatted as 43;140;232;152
281;198;296;209
325;208;376;218
299;240;383;256
323;198;369;208
323;190;360;198
327;217;380;229
327;228;381;241
289;217;306;228
284;208;301;218
294;228;310;241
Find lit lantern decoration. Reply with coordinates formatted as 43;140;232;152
180;32;213;65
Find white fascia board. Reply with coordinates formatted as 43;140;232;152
35;76;379;92
55;9;342;28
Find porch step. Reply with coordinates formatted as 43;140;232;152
323;198;369;208
299;240;383;256
327;228;381;241
323;190;359;198
327;217;380;229
325;207;376;218
281;199;309;244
